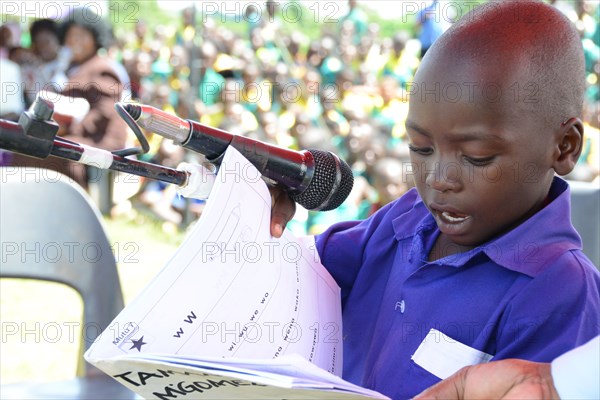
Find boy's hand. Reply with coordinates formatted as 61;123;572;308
269;186;296;238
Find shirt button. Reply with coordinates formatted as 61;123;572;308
395;300;406;314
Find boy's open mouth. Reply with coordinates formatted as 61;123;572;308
430;204;472;227
439;210;470;224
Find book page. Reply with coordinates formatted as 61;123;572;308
86;147;343;375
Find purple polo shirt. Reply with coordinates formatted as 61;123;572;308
315;177;600;399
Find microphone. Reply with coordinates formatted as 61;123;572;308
122;104;353;211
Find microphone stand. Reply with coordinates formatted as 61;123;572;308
0;101;188;188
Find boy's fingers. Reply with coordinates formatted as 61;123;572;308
271;214;286;238
270;188;296;238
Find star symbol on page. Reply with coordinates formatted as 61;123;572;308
129;336;147;352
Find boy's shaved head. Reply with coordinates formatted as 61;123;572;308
406;0;587;247
419;0;585;127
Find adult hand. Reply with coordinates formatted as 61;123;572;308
269;185;296;238
414;359;560;400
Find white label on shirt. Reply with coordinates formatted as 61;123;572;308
411;328;493;379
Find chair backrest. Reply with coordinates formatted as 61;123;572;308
569;180;600;269
0;167;124;377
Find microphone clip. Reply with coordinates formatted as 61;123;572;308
17;96;59;159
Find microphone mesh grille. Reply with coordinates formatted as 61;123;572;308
291;150;354;211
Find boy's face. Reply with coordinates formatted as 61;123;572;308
406;60;556;248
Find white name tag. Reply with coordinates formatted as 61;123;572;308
411;328;493;379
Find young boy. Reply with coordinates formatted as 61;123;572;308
269;1;600;398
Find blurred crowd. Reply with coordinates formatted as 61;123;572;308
1;0;599;235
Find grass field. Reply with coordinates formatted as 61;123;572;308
0;212;186;385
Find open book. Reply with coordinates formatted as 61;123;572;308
85;148;389;399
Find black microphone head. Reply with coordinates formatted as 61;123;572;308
291;149;354;211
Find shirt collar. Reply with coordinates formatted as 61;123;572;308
482;177;581;277
392;189;433;242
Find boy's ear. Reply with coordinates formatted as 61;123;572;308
553;117;584;176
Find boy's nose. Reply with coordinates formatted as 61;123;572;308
424;161;462;192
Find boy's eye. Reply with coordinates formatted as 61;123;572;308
408;144;433;156
463;155;495;166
